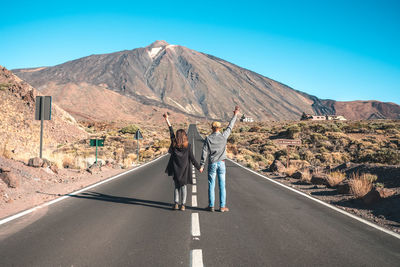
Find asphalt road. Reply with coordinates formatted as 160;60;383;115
0;124;400;266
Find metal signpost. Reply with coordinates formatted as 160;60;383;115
134;129;143;162
35;96;52;159
273;139;301;168
90;139;104;164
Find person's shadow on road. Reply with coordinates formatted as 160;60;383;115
68;191;204;211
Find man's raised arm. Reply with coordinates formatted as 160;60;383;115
222;106;240;139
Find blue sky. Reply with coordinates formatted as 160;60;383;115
1;0;399;104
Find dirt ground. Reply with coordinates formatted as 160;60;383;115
0;156;129;220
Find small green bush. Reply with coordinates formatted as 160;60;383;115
249;126;261;132
120;124;140;134
0;83;11;91
228;133;239;144
286;125;301;139
239;126;250;133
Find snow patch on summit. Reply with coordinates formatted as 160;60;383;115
148;47;162;59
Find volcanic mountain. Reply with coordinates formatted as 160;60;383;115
12;40;400;121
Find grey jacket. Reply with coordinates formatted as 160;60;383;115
200;114;237;167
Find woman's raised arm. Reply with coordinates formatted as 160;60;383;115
163;112;175;140
163;112;172;127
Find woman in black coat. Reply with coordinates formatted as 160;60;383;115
163;113;201;211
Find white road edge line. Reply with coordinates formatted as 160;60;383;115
0;154;168;226
192;185;197;193
191;213;201;236
190;249;204;267
192;195;198;207
193;179;196;185
228;159;400;240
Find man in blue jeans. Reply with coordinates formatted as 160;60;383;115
200;106;239;212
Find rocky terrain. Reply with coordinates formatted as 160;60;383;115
0;65;88;162
317;99;400;120
14;40;400;122
197;119;400;232
0;156;126;219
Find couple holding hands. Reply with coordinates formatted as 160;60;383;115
163;106;239;212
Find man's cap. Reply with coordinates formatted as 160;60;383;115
211;121;221;128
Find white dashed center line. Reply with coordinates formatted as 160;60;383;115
190;132;204;267
192;195;198;207
191;213;201;236
190;249;204;267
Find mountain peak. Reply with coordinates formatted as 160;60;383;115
147;40;169;48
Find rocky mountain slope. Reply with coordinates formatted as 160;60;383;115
0;66;88;161
317;100;400;120
13;41;400;121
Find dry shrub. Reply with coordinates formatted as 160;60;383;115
1;139;13;159
349;173;373;198
363;173;378;183
159;147;168;154
226;151;235;159
326;171;346;187
227;144;238;155
127;153;137;162
285;165;298;176
300;170;312;183
62;157;74;168
123;157;134;168
74;157;87;169
46;152;65;169
235;154;245;163
2;147;13;159
142;149;154;159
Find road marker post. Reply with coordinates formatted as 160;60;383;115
34;96;52;159
134;129;143;162
273;139;301;168
90;139;104;165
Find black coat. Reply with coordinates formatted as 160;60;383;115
165;126;200;187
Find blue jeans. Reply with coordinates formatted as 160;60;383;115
208;161;226;208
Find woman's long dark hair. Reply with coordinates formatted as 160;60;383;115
173;129;189;149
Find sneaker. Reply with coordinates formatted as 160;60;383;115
220;207;229;213
172;204;179;210
180;205;186;211
205;206;214;212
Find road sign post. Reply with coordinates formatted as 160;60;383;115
273;139;301;168
134;130;143;162
90;139;104;165
35;96;52;159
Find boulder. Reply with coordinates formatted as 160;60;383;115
376;187;396;198
0;172;20;188
269;160;286;173
50;165;59;174
28;157;43;168
86;163;102;174
42;158;52;168
311;174;329;186
337;181;351;194
291;171;303;179
362;189;380;205
0;167;11;173
362;187;396;205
